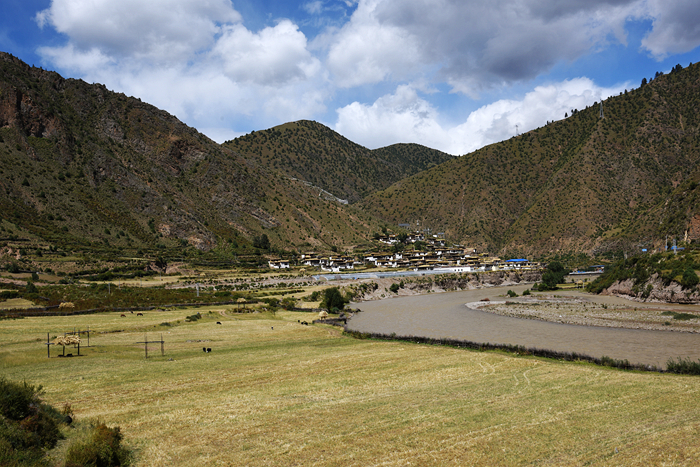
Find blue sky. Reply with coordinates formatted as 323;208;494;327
2;0;700;155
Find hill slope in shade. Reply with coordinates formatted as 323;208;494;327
223;121;453;203
360;63;700;256
0;52;380;254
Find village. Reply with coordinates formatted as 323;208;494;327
268;231;540;273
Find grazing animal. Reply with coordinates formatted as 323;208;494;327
203;347;207;352
216;322;222;325
120;314;126;317
271;326;274;330
137;312;143;316
207;348;212;353
130;311;134;314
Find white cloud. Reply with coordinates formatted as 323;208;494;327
303;1;324;15
335;84;447;148
641;0;700;59
36;43;115;74
335;78;626;155
325;0;641;94
213;20;321;86
326;0;424;87
36;0;241;63
34;0;327;139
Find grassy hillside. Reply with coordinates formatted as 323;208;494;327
361;63;700;256
223;121;453;203
0;52;381;259
2;308;700;466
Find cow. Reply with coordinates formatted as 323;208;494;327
136;312;143;316
216;321;222;325
120;314;126;317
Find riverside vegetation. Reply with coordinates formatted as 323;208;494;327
587;248;700;302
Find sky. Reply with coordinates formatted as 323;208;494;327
2;0;700;155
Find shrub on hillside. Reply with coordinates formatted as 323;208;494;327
64;421;130;467
681;266;699;289
0;378;65;465
0;290;19;300
25;281;38;295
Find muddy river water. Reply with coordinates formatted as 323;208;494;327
347;286;700;367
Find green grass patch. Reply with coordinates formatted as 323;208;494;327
661;311;697;320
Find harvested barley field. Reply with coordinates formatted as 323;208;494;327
1;307;700;466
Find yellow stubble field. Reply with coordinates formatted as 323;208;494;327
1;308;699;466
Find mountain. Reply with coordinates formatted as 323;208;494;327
360;62;700;256
222;121;453;203
0;52;381;256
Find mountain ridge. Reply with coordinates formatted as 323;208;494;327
222;120;453;203
0;52;384;256
360;62;700;256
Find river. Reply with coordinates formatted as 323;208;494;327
347;285;700;367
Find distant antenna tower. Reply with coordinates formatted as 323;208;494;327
600;100;604;119
515;124;519;136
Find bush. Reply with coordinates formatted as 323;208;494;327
25;281;38;295
0;378;39;421
280;297;297;310
305;291;321;302
539;261;569;291
0;290;19;300
0;378;64;464
666;357;700;375
507;290;517;297
64;422;130;467
681;266;699;289
320;287;348;311
522;289;531;296
389;283;400;294
184;312;202;322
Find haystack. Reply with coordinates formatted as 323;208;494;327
53;335;81;346
318;310;328;319
59;302;75;310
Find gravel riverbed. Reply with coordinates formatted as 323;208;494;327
469;293;700;332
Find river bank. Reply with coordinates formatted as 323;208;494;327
470;292;700;333
347;284;700;367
